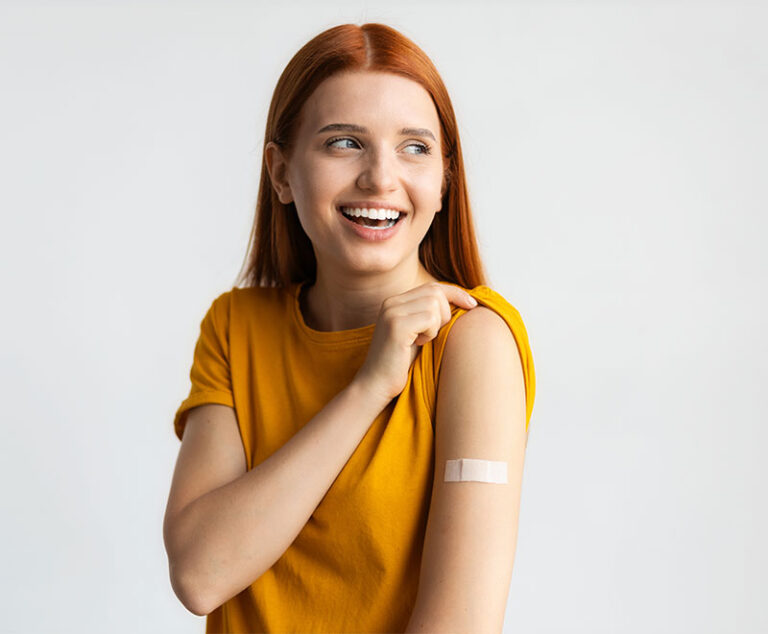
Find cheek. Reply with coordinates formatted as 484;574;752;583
296;158;346;203
410;167;445;207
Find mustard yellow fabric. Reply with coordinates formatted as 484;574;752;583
173;280;535;633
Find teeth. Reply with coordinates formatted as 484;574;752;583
341;207;401;220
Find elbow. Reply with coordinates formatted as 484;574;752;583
168;561;212;617
164;510;214;616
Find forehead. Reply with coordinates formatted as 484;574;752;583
301;71;440;134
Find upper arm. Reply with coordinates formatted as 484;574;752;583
163;404;247;552
407;306;528;633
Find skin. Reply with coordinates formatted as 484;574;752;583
264;70;447;332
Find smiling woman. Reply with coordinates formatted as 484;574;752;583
164;22;536;634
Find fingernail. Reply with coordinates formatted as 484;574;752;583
467;296;477;306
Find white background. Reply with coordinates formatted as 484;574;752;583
1;1;765;632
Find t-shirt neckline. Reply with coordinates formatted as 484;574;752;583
291;280;377;345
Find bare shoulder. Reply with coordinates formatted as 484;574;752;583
444;305;520;362
439;304;527;442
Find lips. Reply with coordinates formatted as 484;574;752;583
336;203;408;216
336;204;406;241
336;205;407;223
337;206;402;228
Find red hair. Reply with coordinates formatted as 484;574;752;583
234;23;488;289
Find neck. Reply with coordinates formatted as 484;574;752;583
301;265;438;332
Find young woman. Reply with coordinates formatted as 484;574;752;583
164;22;536;633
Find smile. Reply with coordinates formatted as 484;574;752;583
336;205;407;241
337;206;404;229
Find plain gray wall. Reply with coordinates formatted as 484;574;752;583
0;1;765;632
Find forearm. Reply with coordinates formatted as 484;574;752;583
168;378;390;615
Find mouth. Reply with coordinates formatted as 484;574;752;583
336;205;406;230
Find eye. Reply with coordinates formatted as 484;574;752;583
403;142;432;156
325;137;432;155
326;137;360;150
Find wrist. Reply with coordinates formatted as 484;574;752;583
347;375;393;415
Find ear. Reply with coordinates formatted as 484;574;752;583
264;141;294;204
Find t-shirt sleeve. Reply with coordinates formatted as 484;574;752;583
173;291;235;441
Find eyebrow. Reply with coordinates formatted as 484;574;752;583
316;123;436;142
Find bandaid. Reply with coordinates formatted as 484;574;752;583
444;458;508;483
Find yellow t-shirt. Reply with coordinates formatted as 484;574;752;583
173;280;536;633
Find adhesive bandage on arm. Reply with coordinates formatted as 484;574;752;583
444;458;508;484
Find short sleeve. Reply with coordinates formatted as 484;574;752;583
173;291;235;441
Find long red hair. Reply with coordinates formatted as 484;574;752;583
234;23;487;289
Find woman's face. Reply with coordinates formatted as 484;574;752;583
266;70;445;279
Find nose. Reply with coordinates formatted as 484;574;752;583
355;146;397;193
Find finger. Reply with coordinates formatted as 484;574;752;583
437;283;477;309
389;294;449;326
399;310;444;346
381;281;476;315
381;281;441;308
435;288;452;325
